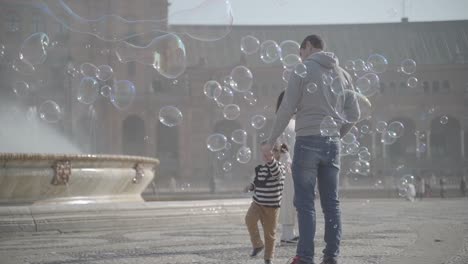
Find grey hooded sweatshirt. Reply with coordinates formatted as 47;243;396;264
267;51;360;146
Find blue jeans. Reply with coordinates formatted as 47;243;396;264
292;135;341;263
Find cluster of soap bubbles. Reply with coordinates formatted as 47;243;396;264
374;120;405;145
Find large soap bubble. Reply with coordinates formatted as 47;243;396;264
80;63;98;78
240;35;260;55
237;146;252;164
320;116;339;137
115;33;186;79
203;80;222;99
96;65;113;81
223;104;240;120
19;32;49;65
251;115;266;129
12;81;30;98
366;54;388;74
260;40;281;64
279;40;300;61
159;106;183;127
282;54;302;70
230;66;253;92
206;133;227;152
41;0;233;42
76;77;99;105
232;129;247;144
110;80;136;110
400;59;417;75
38;100;63;123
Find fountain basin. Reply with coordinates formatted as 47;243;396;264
0;153;159;205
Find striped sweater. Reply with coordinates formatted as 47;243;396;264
251;159;286;208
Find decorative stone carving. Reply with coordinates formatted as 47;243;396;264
52;160;72;185
133;163;145;184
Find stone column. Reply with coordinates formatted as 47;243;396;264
416;132;421;159
426;130;431;159
461;130;465;159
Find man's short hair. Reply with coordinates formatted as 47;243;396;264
300;35;324;50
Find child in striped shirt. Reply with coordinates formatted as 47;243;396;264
245;142;286;264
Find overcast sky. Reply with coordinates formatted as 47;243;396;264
169;0;468;25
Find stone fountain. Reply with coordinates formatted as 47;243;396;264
0;153;159;205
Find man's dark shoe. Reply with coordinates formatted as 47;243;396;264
250;246;264;257
264;260;273;264
320;256;338;264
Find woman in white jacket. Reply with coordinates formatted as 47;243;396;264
276;91;299;244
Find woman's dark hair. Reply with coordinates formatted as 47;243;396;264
276;91;285;113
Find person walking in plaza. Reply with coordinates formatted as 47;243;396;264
460;176;466;197
275;91;299;245
416;176;425;200
263;34;360;264
245;142;286;264
440;177;446;198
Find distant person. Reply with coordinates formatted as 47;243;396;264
424;178;431;198
263;34;360;264
275;91;299;245
439;177;446;198
416;176;425;200
245;142;286;264
460;176;466;197
405;183;416;202
169;177;177;192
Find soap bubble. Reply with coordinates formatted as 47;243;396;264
110;80;136;110
360;125;370;134
341;133;356;145
230;66;253;92
354;59;368;72
216;151;226;160
332;90;372;123
376;121;388;133
19;32;49;65
294;63;307;78
223;104;241;120
207;134;227;152
400;59;417;75
320;116;339;137
416;142;427;153
243;91;255;101
407;76;418;88
240;35;260;55
260;40;281;64
12;81;30;98
355;76;371;94
203;80;222;99
80;63;98;77
282;54;302;70
38;100;63;123
214;86;234;107
357;73;380;97
225;142;232;150
159;106;183;127
322;73;334;86
344;60;355;71
96;65;113;81
279;40;300;61
345;143;360;155
232;129;248;144
237;146;252;164
358;150;371;162
100;85;112;97
43;0;233;42
387;121;405;138
115;33;186;79
381;130;398;145
222;161;232;172
76;77;99;104
440;115;449;124
282;69;292;83
306;82;318;94
366;54;388;74
251;115;267;129
11;58;36;75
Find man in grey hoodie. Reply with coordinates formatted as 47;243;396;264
263;35;360;264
